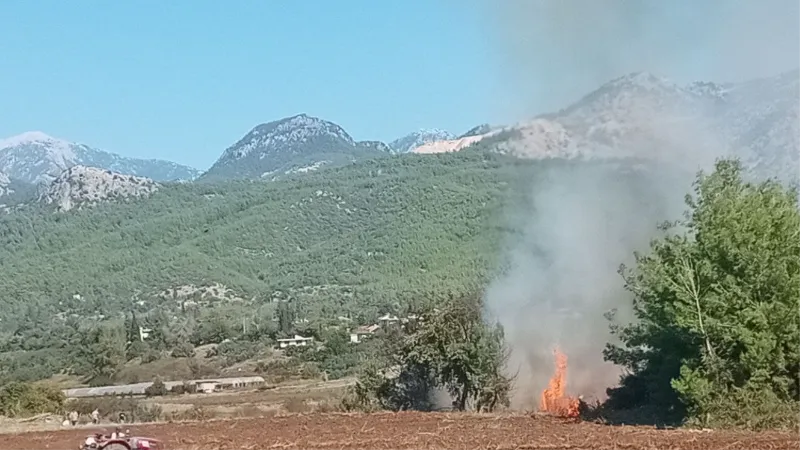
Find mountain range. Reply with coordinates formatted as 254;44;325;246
1;69;797;386
1;69;797;209
412;70;799;183
0;131;200;185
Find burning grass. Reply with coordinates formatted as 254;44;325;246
539;347;581;419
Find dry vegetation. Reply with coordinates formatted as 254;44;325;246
0;412;797;450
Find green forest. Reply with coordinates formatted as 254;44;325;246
0;146;797;430
0;148;664;380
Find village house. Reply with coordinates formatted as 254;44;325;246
349;324;380;343
377;313;400;328
276;334;314;349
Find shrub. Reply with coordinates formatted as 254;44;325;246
170;342;195;358
0;382;65;418
144;379;168;397
169;382;197;395
215;340;261;366
134;404;163;422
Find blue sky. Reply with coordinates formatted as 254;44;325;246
1;1;798;170
1;1;502;169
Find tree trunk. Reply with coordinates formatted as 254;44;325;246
456;384;470;411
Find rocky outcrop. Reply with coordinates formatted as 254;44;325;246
38;165;159;211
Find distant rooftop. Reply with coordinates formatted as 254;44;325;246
62;376;265;398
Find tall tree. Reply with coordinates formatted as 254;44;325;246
605;159;800;429
126;311;140;343
277;301;296;337
82;323;127;384
350;292;513;412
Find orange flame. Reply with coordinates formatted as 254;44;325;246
539;347;580;419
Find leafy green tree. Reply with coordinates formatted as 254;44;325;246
604;159;800;429
82;323;127;384
126;311;140;344
191;314;234;345
277;301;296;337
405;293;512;411
350;292;513;412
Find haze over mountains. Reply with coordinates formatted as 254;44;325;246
1;69;797;210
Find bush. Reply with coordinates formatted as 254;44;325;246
167;405;213;422
169;382;197;395
0;382;65;418
170;342;195;358
144;379;168;397
214;340;262;366
134;404;163;422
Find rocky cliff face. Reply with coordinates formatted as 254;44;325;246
38;165;159;211
0;172;11;198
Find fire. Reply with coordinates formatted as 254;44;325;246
539;347;581;419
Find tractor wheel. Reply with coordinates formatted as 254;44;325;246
101;443;130;450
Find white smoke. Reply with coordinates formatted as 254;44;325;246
478;0;799;409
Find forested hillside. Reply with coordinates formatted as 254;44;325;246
0;148;676;384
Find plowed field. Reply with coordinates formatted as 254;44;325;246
1;412;796;450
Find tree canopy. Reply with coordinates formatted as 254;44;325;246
346;292;513;413
604;159;800;429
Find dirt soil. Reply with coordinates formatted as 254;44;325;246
0;412;796;450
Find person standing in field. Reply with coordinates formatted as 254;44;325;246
91;409;100;424
68;410;79;426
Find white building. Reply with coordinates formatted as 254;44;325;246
197;382;219;394
276;334;314;349
377;314;400;327
61;376;265;398
350;324;380;343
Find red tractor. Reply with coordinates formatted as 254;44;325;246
80;429;163;450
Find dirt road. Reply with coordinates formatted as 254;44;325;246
0;412;796;450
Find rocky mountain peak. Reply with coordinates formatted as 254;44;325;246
38;165;159;212
221;114;356;161
0;132;200;184
203;114;387;180
0;131;67;147
0;132;78;181
356;140;392;153
389;129;455;154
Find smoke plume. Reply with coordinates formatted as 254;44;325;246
481;0;800;117
479;0;799;409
